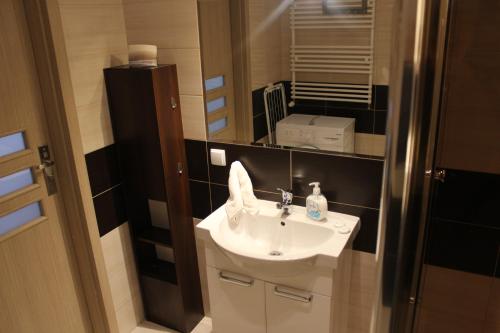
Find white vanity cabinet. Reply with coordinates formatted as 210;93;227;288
265;283;332;333
207;266;336;333
196;202;359;333
207;267;266;333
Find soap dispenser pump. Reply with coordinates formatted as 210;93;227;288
306;182;328;221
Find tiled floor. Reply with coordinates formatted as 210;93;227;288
132;317;212;333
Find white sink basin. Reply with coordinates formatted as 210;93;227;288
196;200;360;271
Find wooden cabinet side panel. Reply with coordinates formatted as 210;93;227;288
152;65;204;331
104;68;166;234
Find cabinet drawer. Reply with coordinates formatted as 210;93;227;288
265;283;332;333
206;267;266;333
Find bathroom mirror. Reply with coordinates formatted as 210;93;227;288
197;0;393;157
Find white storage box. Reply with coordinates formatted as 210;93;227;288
276;114;355;153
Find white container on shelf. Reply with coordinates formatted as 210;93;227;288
276;114;355;153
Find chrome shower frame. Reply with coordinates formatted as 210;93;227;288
371;0;451;332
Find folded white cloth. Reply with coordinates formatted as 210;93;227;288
225;161;259;224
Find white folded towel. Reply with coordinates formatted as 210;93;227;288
225;161;259;224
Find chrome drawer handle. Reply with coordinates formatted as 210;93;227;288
274;286;313;303
219;271;254;287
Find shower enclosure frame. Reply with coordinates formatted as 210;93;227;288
371;0;452;332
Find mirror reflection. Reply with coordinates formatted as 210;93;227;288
198;0;392;157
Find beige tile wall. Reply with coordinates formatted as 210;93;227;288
347;251;377;333
373;0;395;85
415;265;496;333
123;0;207;141
249;0;395;89
57;2;145;331
58;0;129;154
355;133;386;157
101;223;144;333
248;0;289;90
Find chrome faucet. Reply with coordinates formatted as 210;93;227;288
276;188;293;217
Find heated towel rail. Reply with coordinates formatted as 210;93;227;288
290;0;376;104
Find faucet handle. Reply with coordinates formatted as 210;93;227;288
276;188;293;205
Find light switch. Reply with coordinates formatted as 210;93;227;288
210;149;226;166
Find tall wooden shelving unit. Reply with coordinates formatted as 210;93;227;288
104;65;204;332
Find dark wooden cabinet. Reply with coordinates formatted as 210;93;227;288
436;0;500;174
104;65;204;332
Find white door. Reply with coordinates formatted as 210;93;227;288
265;282;332;333
0;1;92;331
207;267;266;333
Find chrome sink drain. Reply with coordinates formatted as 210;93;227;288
269;250;283;256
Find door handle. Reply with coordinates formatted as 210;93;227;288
177;162;183;175
274;286;313;303
219;271;254;287
37;160;55;178
36;145;57;195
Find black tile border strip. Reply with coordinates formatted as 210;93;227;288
208;139;384;162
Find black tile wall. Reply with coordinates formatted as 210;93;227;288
85;144;128;237
185;140;209;182
85;145;121;196
254;190;282;202
432;169;500;229
426;218;499;276
210;184;283;213
208;142;291;192
251;82;389;141
93;185;128;237
252;86;268;141
293;99;327;115
87;140;385;251
325;99;370;112
189;180;211;219
496;249;500;278
252;86;266;118
253;113;268;143
210;183;229;213
331;204;380;253
187;140;384;253
295;197;380;253
292;151;384;208
373;85;389;110
374;110;388;135
425;169;500;277
324;107;374;134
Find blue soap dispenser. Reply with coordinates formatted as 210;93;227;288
306;182;328;221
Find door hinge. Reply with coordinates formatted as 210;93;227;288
425;168;446;183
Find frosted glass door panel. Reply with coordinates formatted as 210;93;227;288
0;132;26;157
205;76;225;92
207;97;226;113
0;169;34;197
208;117;228;134
0;202;42;235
